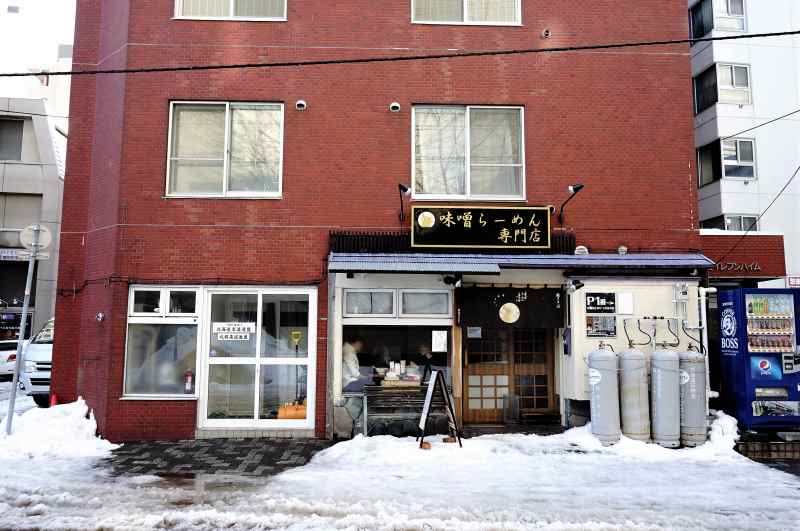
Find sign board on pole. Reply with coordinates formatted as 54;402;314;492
20;225;52;251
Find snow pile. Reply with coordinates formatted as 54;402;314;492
0;411;798;530
0;398;118;458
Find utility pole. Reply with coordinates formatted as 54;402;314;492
6;224;50;435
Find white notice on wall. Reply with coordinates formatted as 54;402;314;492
432;330;448;353
617;293;634;315
213;322;256;342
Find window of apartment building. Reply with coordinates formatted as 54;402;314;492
413;0;521;25
167;102;284;198
697;138;755;186
175;0;286;20
694;64;751;114
701;214;758;232
413;106;524;200
124;287;201;397
690;0;746;38
0;119;24;161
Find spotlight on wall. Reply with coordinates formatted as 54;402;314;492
566;280;585;294
443;274;463;287
95;312;106;323
389;102;402;113
398;183;412;222
558;183;585;226
295;100;308;111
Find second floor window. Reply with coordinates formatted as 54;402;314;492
0;118;23;161
413;106;524;200
694;63;751;114
167;102;283;198
176;0;286;20
413;0;520;25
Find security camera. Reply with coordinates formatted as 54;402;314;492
541;29;552;39
389;102;402;113
295;100;308;111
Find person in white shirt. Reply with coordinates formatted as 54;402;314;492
342;339;363;390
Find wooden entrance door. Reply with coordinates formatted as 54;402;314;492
463;328;555;424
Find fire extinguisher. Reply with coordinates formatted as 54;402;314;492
184;370;194;394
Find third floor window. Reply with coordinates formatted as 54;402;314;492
413;0;521;25
690;0;746;39
175;0;286;20
697;138;756;187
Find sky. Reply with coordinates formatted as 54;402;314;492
0;0;76;74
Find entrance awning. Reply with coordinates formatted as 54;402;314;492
328;252;715;274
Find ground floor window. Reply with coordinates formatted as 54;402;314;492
124;285;317;430
341;325;451;394
202;287;317;429
124;287;200;398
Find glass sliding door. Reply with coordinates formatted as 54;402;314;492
201;288;316;429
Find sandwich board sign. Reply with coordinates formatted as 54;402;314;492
417;370;462;448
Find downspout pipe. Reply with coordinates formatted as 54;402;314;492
699;286;718;418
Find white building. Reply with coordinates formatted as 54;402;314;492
0;0;75;335
690;0;800;288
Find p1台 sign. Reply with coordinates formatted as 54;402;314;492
586;293;616;314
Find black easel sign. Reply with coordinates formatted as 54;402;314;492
418;370;463;448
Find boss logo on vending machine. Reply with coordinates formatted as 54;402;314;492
720;308;739;351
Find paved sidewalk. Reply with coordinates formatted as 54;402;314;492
108;438;335;477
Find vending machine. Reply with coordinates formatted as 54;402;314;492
717;289;800;432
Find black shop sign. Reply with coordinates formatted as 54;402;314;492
586;293;616;314
411;206;551;250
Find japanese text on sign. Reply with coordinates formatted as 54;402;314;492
412;206;552;249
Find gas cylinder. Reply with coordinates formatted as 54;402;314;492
619;348;650;442
588;345;620;446
651;349;680;448
679;349;708;447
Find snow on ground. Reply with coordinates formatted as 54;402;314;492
0;379;35;421
0;406;798;530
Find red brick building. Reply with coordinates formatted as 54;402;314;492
54;1;715;442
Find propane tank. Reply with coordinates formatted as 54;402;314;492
679;348;708;447
619;348;650;442
651;349;680;448
588;344;620;446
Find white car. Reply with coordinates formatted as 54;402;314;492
1;340;20;377
19;319;53;408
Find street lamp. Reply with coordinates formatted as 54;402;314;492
558;184;585;226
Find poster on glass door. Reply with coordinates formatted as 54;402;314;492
213;322;256;341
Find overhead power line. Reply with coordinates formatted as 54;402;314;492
714;165;800;265
721;108;800;140
0;30;798;78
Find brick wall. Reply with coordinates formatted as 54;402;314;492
56;0;699;441
702;233;786;279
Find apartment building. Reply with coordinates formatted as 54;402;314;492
0;0;75;336
53;1;714;442
690;0;799;288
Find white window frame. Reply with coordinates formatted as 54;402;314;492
173;0;287;21
721;138;756;180
715;0;746;32
399;289;453;318
725;214;759;232
411;105;526;201
411;0;522;26
123;286;202;400
165;101;284;199
717;63;752;105
198;286;317;430
343;289;397;318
